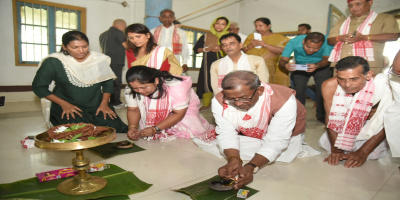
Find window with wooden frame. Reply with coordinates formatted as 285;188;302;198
181;25;208;69
13;0;86;66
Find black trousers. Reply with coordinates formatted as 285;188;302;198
110;63;124;106
291;66;332;121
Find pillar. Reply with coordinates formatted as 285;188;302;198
145;0;172;30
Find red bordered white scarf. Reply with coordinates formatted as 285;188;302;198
327;78;375;151
153;25;182;55
137;83;174;140
222;82;273;139
328;10;377;63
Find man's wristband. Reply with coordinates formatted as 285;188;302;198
227;155;243;164
203;47;209;52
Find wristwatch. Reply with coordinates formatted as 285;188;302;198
245;163;259;174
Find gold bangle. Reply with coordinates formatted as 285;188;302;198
227;155;243;163
151;126;157;134
129;125;138;129
367;35;372;41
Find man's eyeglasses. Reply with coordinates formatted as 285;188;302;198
223;87;258;103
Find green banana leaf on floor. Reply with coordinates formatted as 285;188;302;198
176;175;259;200
89;140;145;159
0;164;151;200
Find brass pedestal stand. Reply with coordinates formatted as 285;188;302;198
35;127;116;195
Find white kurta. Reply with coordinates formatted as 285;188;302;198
151;25;190;64
319;73;397;157
194;95;320;162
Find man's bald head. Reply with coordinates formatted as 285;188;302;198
221;71;260;91
113;19;126;32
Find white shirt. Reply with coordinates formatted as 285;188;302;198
151;25;190;65
238;32;248;44
213;94;298;162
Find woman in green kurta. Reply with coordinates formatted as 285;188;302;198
32;31;128;133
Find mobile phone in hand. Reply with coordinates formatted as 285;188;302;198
294;64;308;71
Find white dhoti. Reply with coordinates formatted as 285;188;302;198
194;133;320;163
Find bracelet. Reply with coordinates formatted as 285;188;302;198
367;35;372;41
227;155;243;163
336;35;340;42
203;47;209;52
128;125;138;129
153;125;162;133
151;126;157;134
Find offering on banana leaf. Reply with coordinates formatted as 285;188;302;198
46;123;109;143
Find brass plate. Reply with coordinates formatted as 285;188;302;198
34;127;116;151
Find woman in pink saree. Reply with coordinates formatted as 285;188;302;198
124;65;215;141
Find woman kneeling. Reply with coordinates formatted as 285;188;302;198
125;66;215;141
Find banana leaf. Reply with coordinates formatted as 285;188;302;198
89;140;145;159
0;164;152;200
176;175;258;200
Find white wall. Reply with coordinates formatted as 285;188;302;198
1;0;399;90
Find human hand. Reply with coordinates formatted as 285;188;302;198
218;159;241;180
344;32;362;44
60;102;83;120
234;164;254;189
257;40;266;48
342;150;368;168
96;103;117;120
323;151;346;166
209;45;221;52
306;63;318;73
285;63;297;71
138;127;156;137
127;127;139;140
182;64;189;73
249;39;259;48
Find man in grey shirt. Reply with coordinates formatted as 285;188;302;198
99;19;127;109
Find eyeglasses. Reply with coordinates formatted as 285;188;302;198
223;87;258;103
348;0;369;9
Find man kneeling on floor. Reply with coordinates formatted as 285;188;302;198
194;71;320;189
319;55;400;168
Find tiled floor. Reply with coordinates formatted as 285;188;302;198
0;99;399;200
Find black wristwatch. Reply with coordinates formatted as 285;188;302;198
244;163;259;174
153;125;162;133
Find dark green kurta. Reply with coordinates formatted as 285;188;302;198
32;57;128;133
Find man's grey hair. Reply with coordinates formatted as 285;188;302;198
221;71;261;90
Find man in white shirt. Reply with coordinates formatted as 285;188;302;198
319;53;400;168
151;9;189;72
228;22;248;43
196;71;320;189
210;33;269;93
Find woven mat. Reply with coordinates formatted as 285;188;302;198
0;164;151;200
176;175;259;200
89;140;145;159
